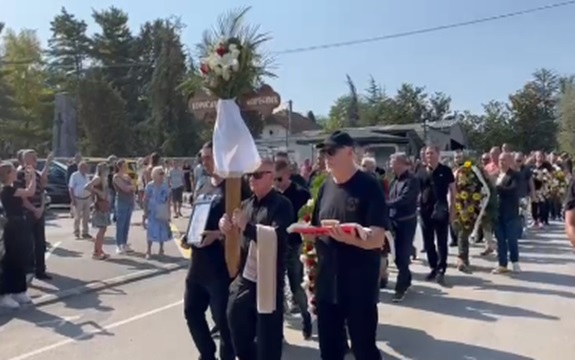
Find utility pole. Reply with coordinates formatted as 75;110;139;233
285;100;293;150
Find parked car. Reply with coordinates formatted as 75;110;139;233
36;160;70;206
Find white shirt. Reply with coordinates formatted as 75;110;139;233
68;171;91;198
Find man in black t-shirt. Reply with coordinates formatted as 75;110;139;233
311;131;388;360
417;145;455;284
181;141;247;360
273;159;312;339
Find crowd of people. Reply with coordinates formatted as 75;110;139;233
1;133;574;360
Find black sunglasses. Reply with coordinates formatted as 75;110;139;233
247;171;271;180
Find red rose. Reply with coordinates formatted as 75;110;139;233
309;285;315;293
305;242;314;252
310;298;316;306
302;214;311;222
306;258;316;267
216;47;227;56
200;63;209;75
308;273;315;282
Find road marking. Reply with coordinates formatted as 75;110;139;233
45;241;62;260
170;222;191;259
5;300;184;360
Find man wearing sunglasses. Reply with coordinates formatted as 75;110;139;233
273;159;312;339
274;151;308;189
310;131;388;360
220;158;293;360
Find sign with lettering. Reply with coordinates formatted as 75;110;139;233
188;84;281;119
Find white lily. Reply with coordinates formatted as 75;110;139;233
231;59;240;72
222;68;231;81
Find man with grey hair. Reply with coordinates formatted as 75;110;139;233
388;152;420;301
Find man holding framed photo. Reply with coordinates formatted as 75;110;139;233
181;141;250;360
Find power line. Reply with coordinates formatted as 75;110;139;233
1;0;573;68
274;0;575;54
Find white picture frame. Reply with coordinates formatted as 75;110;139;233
186;198;213;246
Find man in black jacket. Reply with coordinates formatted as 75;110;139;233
388;153;420;302
273;159;312;339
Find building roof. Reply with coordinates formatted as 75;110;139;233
264;110;322;134
294;128;408;145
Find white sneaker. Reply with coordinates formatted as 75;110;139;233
0;295;20;309
512;262;522;272
116;246;125;254
12;292;32;305
124;244;134;253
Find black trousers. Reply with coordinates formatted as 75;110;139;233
227;277;283;360
531;201;549;224
317;300;381;360
285;242;310;319
393;218;417;292
29;215;46;275
184;274;235;360
1;218;33;295
420;212;449;273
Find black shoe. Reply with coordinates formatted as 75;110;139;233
449;241;457;247
425;270;437;281
411;246;417;260
436;272;446;286
392;290;406;303
36;273;52;281
379;277;388;289
302;314;312;340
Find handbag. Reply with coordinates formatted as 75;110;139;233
155;203;170;222
154;187;171;222
95;198;111;212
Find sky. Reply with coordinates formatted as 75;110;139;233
2;0;575;117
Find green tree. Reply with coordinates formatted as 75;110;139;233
509;81;558;152
557;82;575;154
47;7;92;86
149;20;199;155
77;75;130;155
91;7;140;125
345;74;360;127
1;28;53;150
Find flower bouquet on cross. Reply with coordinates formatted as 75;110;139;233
188;7;281;277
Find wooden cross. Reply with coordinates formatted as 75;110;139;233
188;84;281;277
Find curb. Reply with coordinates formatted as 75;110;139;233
0;260;188;314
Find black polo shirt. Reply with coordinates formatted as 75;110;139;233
417;163;454;213
311;170;389;306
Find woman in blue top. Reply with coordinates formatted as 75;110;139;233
142;166;172;258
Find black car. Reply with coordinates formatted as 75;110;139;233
36;160;70;206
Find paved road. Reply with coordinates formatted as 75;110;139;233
1;217;575;359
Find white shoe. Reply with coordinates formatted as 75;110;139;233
512;262;522;272
12;292;32;305
0;295;20;309
116;246;125;255
124;244;134;253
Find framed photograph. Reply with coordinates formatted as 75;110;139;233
186;198;213;246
